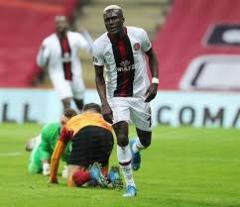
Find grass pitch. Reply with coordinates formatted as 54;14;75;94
0;123;240;207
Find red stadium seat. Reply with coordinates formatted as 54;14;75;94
154;0;240;91
0;0;77;87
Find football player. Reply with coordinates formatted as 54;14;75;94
49;103;122;189
93;5;159;197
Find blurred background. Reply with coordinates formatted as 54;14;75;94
1;0;240;127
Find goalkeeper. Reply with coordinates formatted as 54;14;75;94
28;108;77;175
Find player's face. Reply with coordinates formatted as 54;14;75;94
55;16;68;34
103;10;124;34
60;115;69;128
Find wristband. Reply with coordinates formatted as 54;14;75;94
152;77;159;84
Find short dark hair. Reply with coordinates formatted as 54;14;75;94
83;103;102;114
63;108;77;118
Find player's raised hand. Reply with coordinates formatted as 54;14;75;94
102;103;113;124
144;83;158;102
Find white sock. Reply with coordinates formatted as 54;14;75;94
117;145;136;187
132;137;145;153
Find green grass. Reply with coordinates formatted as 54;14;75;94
0;124;240;207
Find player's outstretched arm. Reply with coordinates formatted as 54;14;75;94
94;65;113;124
49;140;66;184
145;48;159;102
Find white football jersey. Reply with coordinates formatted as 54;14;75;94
37;31;91;80
93;26;152;98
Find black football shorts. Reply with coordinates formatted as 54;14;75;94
68;126;114;167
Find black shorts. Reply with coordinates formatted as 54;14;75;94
68;126;114;167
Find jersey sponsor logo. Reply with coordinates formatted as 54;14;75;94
116;60;135;72
133;42;140;51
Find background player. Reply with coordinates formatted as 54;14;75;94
93;5;159;197
36;15;92;110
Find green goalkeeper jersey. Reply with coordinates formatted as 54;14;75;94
39;122;70;162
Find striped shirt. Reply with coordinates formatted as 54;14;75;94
93;26;152;98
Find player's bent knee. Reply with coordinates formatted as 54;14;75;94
137;128;152;148
72;169;90;187
117;134;129;147
28;163;41;174
72;171;84;187
139;136;151;149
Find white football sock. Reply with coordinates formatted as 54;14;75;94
132;137;145;153
117;145;136;187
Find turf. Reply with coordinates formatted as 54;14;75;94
0;123;240;207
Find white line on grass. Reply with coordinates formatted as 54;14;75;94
0;152;22;157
